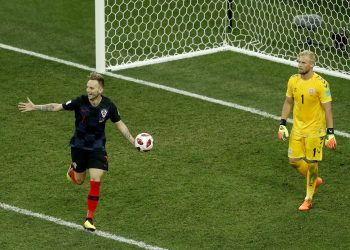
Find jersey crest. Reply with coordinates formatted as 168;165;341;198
99;108;108;123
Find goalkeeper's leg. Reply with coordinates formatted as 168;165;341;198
289;158;308;176
305;137;324;194
289;158;323;191
305;161;318;200
288;134;307;175
296;161;318;211
288;135;323;183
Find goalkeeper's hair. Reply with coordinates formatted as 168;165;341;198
89;72;104;88
298;50;316;65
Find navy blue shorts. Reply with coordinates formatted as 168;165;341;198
70;147;108;173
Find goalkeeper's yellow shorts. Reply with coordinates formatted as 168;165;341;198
288;133;324;161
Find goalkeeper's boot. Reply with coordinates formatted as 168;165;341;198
83;218;96;232
298;199;312;211
314;177;324;194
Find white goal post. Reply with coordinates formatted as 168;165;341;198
95;0;350;80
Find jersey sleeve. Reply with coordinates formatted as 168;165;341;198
109;102;121;123
62;96;82;110
319;80;332;103
286;75;295;98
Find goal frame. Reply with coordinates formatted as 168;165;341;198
95;0;350;80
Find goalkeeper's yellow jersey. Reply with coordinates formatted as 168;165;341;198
286;72;332;137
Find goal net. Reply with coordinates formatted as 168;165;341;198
226;0;350;79
96;0;227;72
96;0;350;79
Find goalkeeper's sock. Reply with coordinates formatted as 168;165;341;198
86;180;100;219
306;162;318;200
290;159;308;176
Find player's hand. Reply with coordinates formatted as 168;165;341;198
278;125;289;141
18;97;35;112
325;129;336;150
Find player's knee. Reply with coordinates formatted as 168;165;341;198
88;169;104;182
290;163;298;170
289;158;301;168
90;177;101;182
305;159;318;163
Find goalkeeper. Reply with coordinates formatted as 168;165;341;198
278;50;336;212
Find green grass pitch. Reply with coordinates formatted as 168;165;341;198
1;1;350;249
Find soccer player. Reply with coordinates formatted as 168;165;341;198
277;50;336;211
18;72;137;231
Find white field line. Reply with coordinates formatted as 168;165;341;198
0;202;167;250
1;43;348;249
1;42;350;140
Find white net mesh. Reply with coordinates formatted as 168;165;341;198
227;0;350;76
105;0;226;70
101;0;349;76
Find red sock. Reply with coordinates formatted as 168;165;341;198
69;168;79;184
86;181;101;219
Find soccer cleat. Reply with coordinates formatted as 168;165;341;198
83;218;96;232
66;166;73;182
298;199;312;211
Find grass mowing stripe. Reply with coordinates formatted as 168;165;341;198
0;202;168;250
1;42;349;139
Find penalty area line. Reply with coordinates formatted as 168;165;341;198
0;202;167;250
1;43;349;139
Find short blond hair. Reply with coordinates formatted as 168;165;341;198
298;50;316;65
89;72;104;87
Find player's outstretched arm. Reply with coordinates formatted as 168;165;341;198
18;97;63;112
115;120;135;145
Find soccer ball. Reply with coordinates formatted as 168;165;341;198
135;133;154;152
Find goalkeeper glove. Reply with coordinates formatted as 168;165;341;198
278;119;289;141
325;128;336;150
